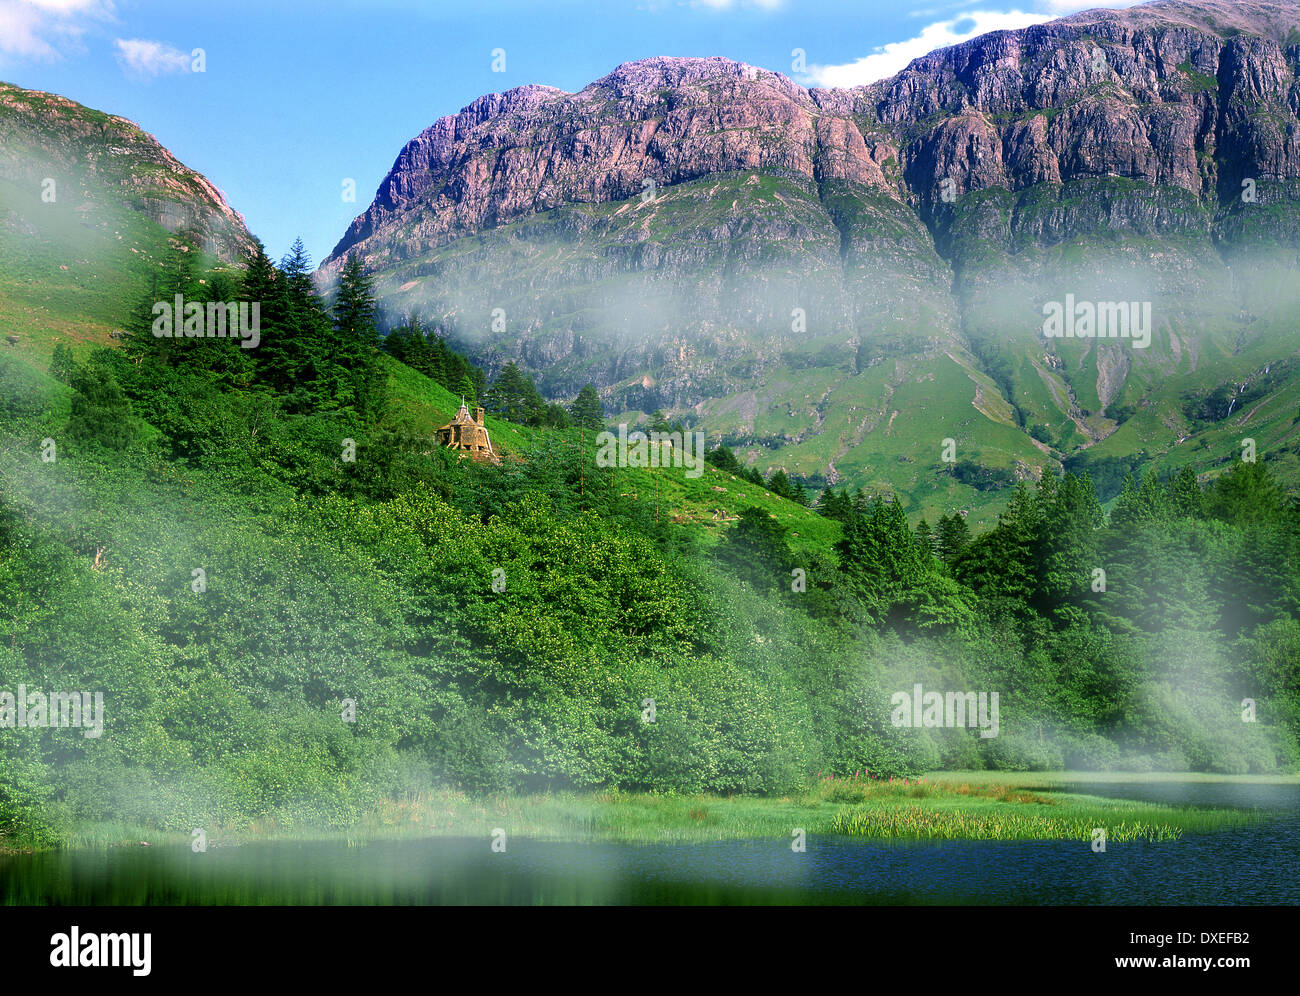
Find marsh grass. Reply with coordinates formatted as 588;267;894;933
817;774;1259;841
829;802;1187;842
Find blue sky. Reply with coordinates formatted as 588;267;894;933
0;0;1136;265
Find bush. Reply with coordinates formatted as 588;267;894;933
0;753;66;848
983;734;1064;771
936;729;986;770
428;698;516;794
1061;731;1121;771
67;357;136;450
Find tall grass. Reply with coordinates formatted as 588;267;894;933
35;775;1262;850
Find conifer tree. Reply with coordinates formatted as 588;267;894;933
914;518;936;561
486;361;545;424
935;512;970;564
458;375;478;404
334;252;379;349
570;384;604;430
332;251;386;418
256;238;331;405
767;469;793;500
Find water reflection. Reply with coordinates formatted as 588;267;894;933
2;782;1296;905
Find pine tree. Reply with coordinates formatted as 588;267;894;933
1166;465;1205;519
1207;460;1286;529
914;518;936;561
954;482;1041;609
458;375;478;404
1111;470;1170;530
935;512;970;564
767;469;793;500
334;252;379;348
486;361;545;424
242;239;278;305
705;444;743;475
121;238;203;368
835;495;928;621
256;238;332;406
1035;472;1105;619
816;487;853;522
570;384;604;430
332;251;386;418
852;487;870;516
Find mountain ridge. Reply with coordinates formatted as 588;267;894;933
324;0;1300;265
0;78;256;263
0;78;258;367
4;3;1300;521
313;0;1300;522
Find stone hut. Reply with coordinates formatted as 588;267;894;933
436;399;499;462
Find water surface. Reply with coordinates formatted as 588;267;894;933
3;780;1296;904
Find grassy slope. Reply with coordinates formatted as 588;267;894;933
378;354;843;561
0;80;246;371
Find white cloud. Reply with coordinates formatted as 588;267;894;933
804;10;1051;87
691;0;783;9
0;0;111;62
26;0;107;11
0;3;57;59
113;37;191;78
803;2;1143;88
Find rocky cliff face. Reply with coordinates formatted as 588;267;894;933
323;0;1300;515
330;0;1300;263
0;80;256;263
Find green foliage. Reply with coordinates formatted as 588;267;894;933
705;443;743;476
485;360;547;425
767;469;793;500
381;313;487;402
715;506;794;592
935;512;970;564
3;276;1300;847
49;344;74;385
66;356;135;451
569;384;604;431
951;459;1016;491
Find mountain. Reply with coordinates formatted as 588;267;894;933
0;80;256;362
323;0;1300;525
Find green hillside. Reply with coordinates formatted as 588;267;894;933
379;353;843;560
0;80;253;368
